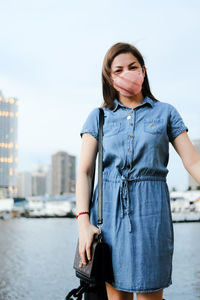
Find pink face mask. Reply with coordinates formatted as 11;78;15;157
112;70;144;97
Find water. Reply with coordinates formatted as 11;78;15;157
0;218;199;300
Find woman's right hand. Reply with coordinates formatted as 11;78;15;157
78;222;101;265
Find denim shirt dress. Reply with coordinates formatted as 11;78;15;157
80;96;188;293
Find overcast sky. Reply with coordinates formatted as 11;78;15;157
0;0;200;191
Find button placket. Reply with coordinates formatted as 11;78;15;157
124;108;134;157
122;106;135;164
129;124;133;153
129;110;136;170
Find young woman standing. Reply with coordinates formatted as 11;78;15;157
75;42;200;300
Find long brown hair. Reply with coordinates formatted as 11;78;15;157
101;42;158;110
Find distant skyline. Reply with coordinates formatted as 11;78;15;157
0;0;200;191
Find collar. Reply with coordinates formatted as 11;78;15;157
112;96;154;112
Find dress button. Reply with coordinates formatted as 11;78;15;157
129;135;133;138
127;115;131;120
129;149;132;152
130;122;134;126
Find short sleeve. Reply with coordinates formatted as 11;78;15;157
80;108;100;141
167;104;189;143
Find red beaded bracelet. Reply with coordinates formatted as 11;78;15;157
76;211;90;219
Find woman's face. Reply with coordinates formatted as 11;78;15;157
110;52;145;82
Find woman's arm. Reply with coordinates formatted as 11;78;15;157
76;133;101;265
171;130;200;185
76;132;98;226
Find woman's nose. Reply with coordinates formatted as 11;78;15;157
120;69;132;75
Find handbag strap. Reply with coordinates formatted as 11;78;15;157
97;108;104;228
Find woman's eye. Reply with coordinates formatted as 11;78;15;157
130;66;137;69
115;70;121;73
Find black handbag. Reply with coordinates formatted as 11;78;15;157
66;108;114;300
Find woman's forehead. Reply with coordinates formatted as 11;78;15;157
111;53;138;68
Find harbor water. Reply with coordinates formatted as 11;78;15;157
0;218;199;300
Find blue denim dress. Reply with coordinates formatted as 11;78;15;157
80;96;188;293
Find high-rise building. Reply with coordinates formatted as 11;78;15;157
32;164;51;196
188;139;200;190
39;164;51;196
51;151;76;196
17;171;32;198
32;169;46;196
17;165;50;197
0;91;18;198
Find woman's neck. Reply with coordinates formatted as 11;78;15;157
118;92;144;109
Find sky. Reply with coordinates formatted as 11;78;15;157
0;0;200;191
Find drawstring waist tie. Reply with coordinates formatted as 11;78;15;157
103;171;167;234
120;174;133;233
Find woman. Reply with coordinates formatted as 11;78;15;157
75;42;200;300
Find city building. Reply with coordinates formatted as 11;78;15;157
32;169;46;196
41;164;51;196
51;151;76;196
188;139;200;190
0;91;18;198
33;164;51;196
17;165;51;198
17;171;32;198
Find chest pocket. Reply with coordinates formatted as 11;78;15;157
144;118;164;134
103;120;121;137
